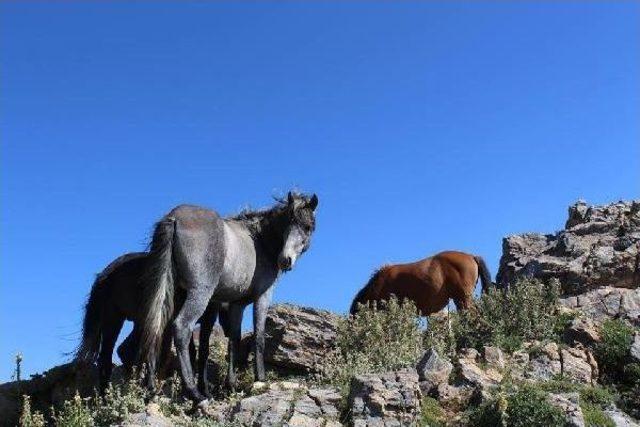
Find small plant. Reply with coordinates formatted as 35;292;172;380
318;297;424;396
19;395;46;427
419;396;446;427
51;392;94;427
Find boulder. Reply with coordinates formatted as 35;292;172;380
348;369;422;427
242;304;342;374
457;349;502;395
415;348;452;394
497;200;640;293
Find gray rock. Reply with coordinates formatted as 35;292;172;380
497;200;640;292
548;392;585;427
483;346;505;370
226;382;343;427
560;287;640;326
259;304;342;374
348;369;422;427
604;407;640;427
560;346;597;384
416;348;452;394
564;317;601;346
527;342;562;381
630;333;640;363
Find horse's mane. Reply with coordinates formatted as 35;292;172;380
349;266;389;314
231;196;290;236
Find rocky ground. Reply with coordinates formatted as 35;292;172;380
1;199;639;426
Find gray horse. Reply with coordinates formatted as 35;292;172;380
138;192;318;404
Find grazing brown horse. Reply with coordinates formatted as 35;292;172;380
350;251;492;315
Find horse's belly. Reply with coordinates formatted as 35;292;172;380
216;222;257;301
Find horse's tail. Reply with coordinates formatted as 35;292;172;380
474;255;493;293
75;274;109;363
138;217;177;365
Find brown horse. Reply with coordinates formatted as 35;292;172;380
350;251;493;315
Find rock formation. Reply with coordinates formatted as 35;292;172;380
497;200;640;293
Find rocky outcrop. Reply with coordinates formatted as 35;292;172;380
497;200;640;293
348;369;422;427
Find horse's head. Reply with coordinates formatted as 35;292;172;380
278;191;318;271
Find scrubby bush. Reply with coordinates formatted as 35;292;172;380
468;385;568;427
91;371;147;425
319;297;424;395
426;278;566;355
595;319;635;381
51;392;94;427
18;395;46;427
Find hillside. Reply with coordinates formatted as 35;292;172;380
2;200;639;427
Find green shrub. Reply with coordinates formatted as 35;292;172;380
468;385;568;427
426;278;564;355
319;297;424;395
419;396;446;427
582;404;615;427
595;319;635;381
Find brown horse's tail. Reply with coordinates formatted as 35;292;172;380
474;255;493;293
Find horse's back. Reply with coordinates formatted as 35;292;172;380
431;251;479;287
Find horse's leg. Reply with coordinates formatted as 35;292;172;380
225;303;244;390
253;287;274;382
172;288;216;404
197;303;218;398
98;313;125;393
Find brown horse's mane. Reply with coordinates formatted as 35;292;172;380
349;265;390;314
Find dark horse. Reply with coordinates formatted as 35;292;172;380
75;252;226;394
139;192;318;404
350;251;492;315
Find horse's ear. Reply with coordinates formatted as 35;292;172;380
308;194;318;210
287;191;294;205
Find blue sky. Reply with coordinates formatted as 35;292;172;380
1;2;638;381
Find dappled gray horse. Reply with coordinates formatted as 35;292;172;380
138;192;318;404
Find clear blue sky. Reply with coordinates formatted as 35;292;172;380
1;2;638;381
